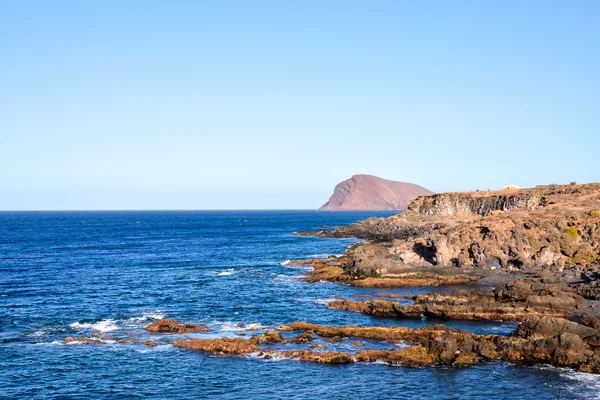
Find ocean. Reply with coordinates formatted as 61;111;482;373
1;210;598;399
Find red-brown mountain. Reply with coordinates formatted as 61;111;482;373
319;174;433;211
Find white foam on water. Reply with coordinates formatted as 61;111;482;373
246;352;295;362
125;310;165;326
217;268;237;276
27;330;46;338
64;340;87;345
317;280;338;285
307;254;330;259
280;260;291;266
212;321;270;333
526;364;600;395
368;359;390;365
559;367;600;391
313;298;339;305
394;341;411;349
213;321;245;331
273;275;295;283
70;319;118;333
143;310;165;320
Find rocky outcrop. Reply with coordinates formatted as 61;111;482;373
290;255;480;287
319;174;433;211
145;320;210;333
172;337;260;354
328;277;585;322
304;183;600;272
60;316;600;373
276;319;600;371
258;331;286;343
513;316;599;341
169;318;600;371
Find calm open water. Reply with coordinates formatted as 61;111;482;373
1;211;599;399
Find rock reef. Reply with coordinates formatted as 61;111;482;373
145;319;210;333
164;318;600;372
329;276;585;322
57;183;600;376
59;314;600;373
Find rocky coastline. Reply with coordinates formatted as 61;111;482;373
60;183;600;374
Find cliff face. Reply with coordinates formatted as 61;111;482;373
318;183;600;270
319;175;433;211
408;191;545;216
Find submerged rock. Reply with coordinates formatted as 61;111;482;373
64;337;106;345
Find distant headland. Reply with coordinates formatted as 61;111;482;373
319;174;433;211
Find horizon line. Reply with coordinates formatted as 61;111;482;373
0;208;399;212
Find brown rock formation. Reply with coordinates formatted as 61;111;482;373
258;331;286;343
62;317;600;372
64;337;105;345
299;183;600;289
276;319;600;371
319;174;433;211
145;319;210;334
293;255;480;287
329;277;585;322
172;337;260;354
288;332;315;343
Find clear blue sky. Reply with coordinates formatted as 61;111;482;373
1;1;598;209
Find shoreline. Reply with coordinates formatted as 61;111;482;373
36;187;600;374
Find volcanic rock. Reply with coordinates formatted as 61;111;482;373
64;337;105;345
145;319;210;334
172;337;259;355
306;183;600;271
258;331;286;343
329;278;584;322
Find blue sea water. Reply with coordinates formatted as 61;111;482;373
1;210;599;399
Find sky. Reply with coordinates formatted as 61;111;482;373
1;1;598;210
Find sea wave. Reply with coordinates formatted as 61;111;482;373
124;310;165;326
70;310;165;333
217;268;237;276
557;367;600;390
307;254;331;259
313;298;338;305
70;319;119;333
135;344;173;353
212;321;270;332
273;274;296;283
246;352;295;362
